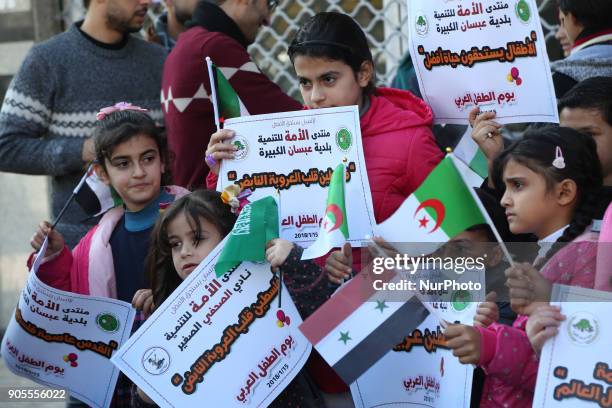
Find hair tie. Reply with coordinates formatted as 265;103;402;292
552;146;566;169
220;185;252;216
96;102;149;121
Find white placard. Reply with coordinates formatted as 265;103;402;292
533;284;612;407
407;0;558;125
112;237;311;407
218;107;375;246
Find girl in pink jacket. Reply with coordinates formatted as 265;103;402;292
444;126;603;407
29;105;189;406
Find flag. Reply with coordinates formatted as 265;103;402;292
374;156;487;249
299;267;429;384
211;62;250;120
74;165;121;216
453;126;488;179
301;164;349;260
214;196;278;277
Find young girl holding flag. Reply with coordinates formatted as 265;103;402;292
29;105;189;406
444;126;603;407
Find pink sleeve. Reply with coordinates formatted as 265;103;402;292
541;241;596;289
478;320;539;392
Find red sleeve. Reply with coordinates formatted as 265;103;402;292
27;246;72;291
206;171;218;190
403;126;443;195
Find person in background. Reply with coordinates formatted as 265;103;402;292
146;0;199;51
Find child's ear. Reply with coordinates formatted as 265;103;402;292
357;61;374;88
486;245;504;268
93;163;111;186
556;179;578;206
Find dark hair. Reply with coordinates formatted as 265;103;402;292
93;109;172;185
558;77;612;126
146;189;237;306
492;126;602;261
557;0;612;31
288;12;376;97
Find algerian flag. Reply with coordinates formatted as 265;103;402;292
301;164;349;260
214;196;278;276
206;57;249;124
453;126;488;179
75;164;122;216
374;156;486;249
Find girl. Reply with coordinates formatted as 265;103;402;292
29;104;189;406
444;126;603;407
205;11;443;401
134;189;324;407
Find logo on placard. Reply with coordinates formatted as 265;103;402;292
451;290;471;312
567;312;599;345
96;312;120;333
415;13;429;36
515;0;531;23
142;347;171;375
335;128;352;152
232;136;249;161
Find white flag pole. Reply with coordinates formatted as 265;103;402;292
205;56;221;131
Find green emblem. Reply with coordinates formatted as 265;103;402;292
415;13;429;36
96;312;120;333
573;319;594;333
336;128;352;152
451;290;471;312
567;312;599;345
375;300;389;313
515;0;531;23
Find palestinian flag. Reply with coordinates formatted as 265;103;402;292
374;155;487;250
301;164;348;260
214;196;278;277
74;165;121;216
453;126;488;179
209;60;250;120
298;267;429;384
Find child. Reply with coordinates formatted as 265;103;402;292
206;12;443;401
444;126;603;407
134;190;323;407
29;104;189;406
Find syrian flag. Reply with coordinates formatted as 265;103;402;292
301;164;349;260
206;57;249;127
453;126;488;179
214;196;279;277
298;266;429;384
74;164;121;216
374;155;487;249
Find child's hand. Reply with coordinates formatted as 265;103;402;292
526;304;565;355
326;242;353;284
469;107;504;161
132;289;155;318
265;239;294;270
444;324;481;364
505;263;552;315
474;291;499;327
30;221;64;258
205;129;237;174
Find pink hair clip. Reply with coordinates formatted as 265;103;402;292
552;146;566;169
96;102;149;121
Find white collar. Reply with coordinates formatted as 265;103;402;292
537;225;569;260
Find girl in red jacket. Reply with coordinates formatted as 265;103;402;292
205;12;443;403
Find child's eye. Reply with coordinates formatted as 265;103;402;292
114;160;129;169
169;240;182;250
323;75;336;85
143;154;156;163
513;181;523;190
299;79;311;88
